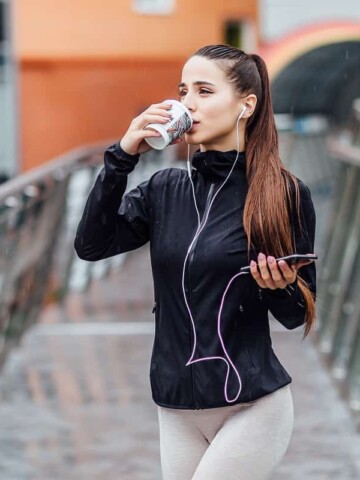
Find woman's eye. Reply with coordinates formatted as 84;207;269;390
178;89;212;99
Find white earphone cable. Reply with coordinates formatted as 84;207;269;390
182;105;248;403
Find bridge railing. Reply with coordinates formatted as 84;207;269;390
0;140;171;367
318;98;360;423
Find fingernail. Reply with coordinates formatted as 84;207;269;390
259;253;265;260
250;260;256;267
268;256;275;264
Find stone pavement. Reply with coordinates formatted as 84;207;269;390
0;245;359;480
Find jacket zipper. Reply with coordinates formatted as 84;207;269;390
187;182;215;409
189;183;215;266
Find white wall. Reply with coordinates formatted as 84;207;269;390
0;68;17;177
0;0;17;178
260;0;360;41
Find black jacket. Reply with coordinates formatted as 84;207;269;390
74;142;316;409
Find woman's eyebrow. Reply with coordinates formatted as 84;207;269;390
178;81;216;88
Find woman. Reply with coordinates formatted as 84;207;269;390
75;44;316;480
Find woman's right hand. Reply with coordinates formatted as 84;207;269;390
120;102;176;156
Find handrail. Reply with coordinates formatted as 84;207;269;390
0;140;106;201
0;138;172;368
319;98;360;425
326;135;360;167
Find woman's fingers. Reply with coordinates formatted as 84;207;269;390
141;129;162;138
121;103;173;155
138;104;173;124
250;253;297;289
277;259;297;284
149;102;173;110
250;253;276;289
267;256;288;288
250;260;267;288
257;253;277;289
249;252;316;289
133;113;172;130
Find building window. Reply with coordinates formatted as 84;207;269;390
0;1;8;72
225;22;243;49
224;20;256;52
133;0;175;15
0;4;4;42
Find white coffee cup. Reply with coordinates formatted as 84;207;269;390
144;99;193;150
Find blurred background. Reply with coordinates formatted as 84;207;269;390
0;0;360;479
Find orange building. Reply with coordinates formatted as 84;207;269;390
11;0;258;171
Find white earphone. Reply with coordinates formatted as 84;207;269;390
238;104;247;119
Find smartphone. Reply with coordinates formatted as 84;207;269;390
240;254;318;274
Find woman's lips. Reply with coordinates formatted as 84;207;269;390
188;121;200;133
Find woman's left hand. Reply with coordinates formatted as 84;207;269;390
250;252;312;290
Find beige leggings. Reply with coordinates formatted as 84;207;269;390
157;384;294;480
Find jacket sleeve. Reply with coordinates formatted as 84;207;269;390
74;142;152;261
261;180;317;330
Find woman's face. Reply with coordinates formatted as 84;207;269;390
179;55;245;152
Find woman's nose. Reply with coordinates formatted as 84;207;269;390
182;94;196;112
183;101;195;113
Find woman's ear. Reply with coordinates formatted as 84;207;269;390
244;94;257;117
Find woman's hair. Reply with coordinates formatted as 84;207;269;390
192;44;316;337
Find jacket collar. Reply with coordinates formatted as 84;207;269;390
191;149;246;180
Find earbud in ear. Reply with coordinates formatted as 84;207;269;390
237;105;247;120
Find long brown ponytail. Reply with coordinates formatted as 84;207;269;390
192;45;316;337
